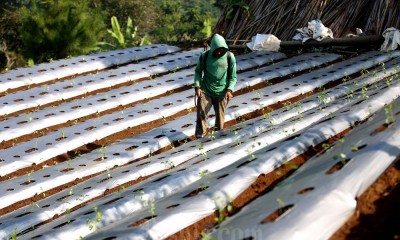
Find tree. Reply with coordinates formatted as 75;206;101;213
19;0;106;63
0;2;25;70
152;0;219;42
152;0;183;42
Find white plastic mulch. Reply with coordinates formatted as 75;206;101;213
0;48;399;240
0;44;180;92
0;50;291;175
77;76;400;240
0;50;286;141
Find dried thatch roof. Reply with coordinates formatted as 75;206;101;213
214;0;400;43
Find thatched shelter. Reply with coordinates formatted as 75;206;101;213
214;0;400;44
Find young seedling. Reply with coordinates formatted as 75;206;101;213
87;206;103;231
360;68;369;76
381;62;387;74
106;168;112;179
351;145;359;152
386;75;394;87
211;196;233;227
344;86;355;102
342;73;351;83
199;169;212;191
117;185;126;194
148;198;156;217
276;198;285;208
65;208;72;223
282;101;292;111
322;143;330;150
384;102;395;124
201;232;217;240
162;160;175;171
10;227;18;240
263;112;271;119
208;129;216;140
245;147;256;160
317;89;329;108
361;86;369;99
284;161;298;170
198;143;207;160
333;138;347;163
27;172;33;183
99;145;106;160
295;101;304;118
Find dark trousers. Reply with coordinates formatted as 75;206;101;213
195;94;227;137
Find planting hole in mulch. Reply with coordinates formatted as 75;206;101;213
260;204;295;223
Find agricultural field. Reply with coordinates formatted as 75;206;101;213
0;44;399;239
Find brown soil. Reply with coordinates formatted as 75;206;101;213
330;159;400;240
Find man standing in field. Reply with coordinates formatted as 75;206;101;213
194;33;237;138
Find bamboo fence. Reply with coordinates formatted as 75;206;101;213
214;0;400;43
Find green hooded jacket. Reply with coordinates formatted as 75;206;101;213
194;34;237;97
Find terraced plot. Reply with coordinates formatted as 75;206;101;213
0;45;399;240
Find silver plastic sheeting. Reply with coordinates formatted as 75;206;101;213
1;50;399;240
11;66;400;240
81;77;400;240
0;52;338;214
0;51;392;176
0;51;288;177
0;48;202;116
209;95;400;240
0;44;180;91
0;50;286;140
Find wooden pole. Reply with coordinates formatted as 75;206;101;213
280;35;384;49
228;35;385;50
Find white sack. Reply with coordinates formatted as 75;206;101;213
381;27;400;51
246;34;281;51
293;19;334;42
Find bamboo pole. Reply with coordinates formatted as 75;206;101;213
228;35;384;50
214;0;400;42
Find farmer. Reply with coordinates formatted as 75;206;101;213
194;33;237;138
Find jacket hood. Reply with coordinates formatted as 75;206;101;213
210;34;228;55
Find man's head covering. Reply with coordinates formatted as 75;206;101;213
209;34;228;56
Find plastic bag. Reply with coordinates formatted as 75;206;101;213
246;34;281;51
380;27;400;51
293;19;334;42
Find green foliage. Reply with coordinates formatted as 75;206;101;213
202;16;213;38
110;16;125;47
152;0;182;42
86;206;103;231
199;169;212;190
98;0;155;50
384;102;395;124
1;0;222;68
9;227;18;240
0;2;25;70
99;0;157;33
225;0;250;20
101;16;151;50
152;0;219;42
19;0;106;63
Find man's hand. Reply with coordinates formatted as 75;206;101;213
195;87;203;98
226;90;233;102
